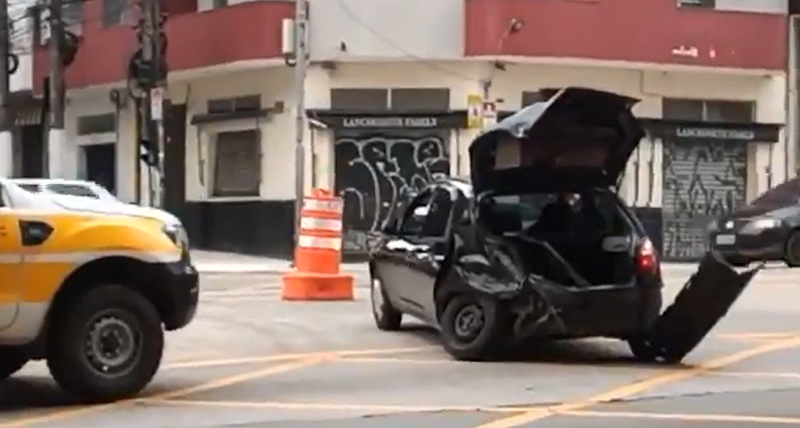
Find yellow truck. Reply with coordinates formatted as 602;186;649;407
0;179;199;402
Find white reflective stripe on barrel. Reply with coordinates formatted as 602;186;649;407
298;235;342;251
300;217;342;232
303;198;343;213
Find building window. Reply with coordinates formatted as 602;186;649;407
330;88;389;111
677;0;715;8
77;113;116;135
663;99;754;123
210;130;261;197
103;0;129;27
207;95;261;114
521;91;547;107
390;88;450;111
212;0;228;9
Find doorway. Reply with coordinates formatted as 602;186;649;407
82;143;117;195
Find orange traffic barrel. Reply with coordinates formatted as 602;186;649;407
281;188;354;301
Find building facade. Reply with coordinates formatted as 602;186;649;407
31;0;790;261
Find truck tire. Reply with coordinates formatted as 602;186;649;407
47;284;164;402
0;350;28;380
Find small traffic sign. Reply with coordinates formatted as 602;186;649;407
150;87;165;121
482;101;497;127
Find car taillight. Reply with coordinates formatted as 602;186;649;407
636;238;657;272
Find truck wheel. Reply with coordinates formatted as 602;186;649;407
0;350;28;380
370;274;402;331
439;294;506;361
46;284;164;402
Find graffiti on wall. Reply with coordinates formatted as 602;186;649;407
334;132;450;253
662;140;747;261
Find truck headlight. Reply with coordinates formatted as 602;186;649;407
163;224;189;248
739;217;781;235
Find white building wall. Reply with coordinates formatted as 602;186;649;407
58;89;137;200
61;61;787;209
168;68;294;202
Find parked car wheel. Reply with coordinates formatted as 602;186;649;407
0;349;28;380
370;274;402;331
439;294;506;361
784;230;800;267
46;284;164;402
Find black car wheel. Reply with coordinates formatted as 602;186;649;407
440;294;506;361
46;284;164;402
0;349;28;380
784;230;800;267
370;274;402;331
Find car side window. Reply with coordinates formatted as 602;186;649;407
421;188;454;237
46;184;100;199
399;189;435;236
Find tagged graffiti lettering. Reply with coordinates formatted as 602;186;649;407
662;140;747;261
334;133;450;254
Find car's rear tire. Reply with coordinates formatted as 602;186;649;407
0;349;28;380
784;230;800;267
370;274;402;331
440;294;506;361
46;284;164;402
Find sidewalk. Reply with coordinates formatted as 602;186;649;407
192;250;369;274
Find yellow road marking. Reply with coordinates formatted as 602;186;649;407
716;332;798;341
0;345;433;428
466;335;800;428
140;398;532;414
707;371;800;380
138;399;800;424
339;357;454;364
161;345;435;370
565;409;800;424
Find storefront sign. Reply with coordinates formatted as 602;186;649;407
640;118;782;143
341;117;439;128
675;127;755;140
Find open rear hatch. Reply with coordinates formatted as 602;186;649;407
645;251;763;362
469;87;644;194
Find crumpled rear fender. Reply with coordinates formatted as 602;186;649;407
435;225;568;337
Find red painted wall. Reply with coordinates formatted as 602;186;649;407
33;0;294;91
465;0;786;71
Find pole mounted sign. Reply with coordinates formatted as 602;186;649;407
481;101;497;128
150;87;164;121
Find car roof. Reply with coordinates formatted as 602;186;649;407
11;178;98;187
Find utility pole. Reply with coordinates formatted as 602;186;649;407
292;0;308;252
47;0;65;178
140;0;166;208
0;0;10;178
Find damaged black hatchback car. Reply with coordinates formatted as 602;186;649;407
368;87;763;363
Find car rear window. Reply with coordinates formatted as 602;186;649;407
16;183;40;193
46;183;100;199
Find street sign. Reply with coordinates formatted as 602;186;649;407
150;87;165;121
467;94;482;129
482;101;497;128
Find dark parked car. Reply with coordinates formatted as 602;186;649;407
709;177;800;267
368;87;763;363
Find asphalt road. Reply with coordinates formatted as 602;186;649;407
2;263;800;428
